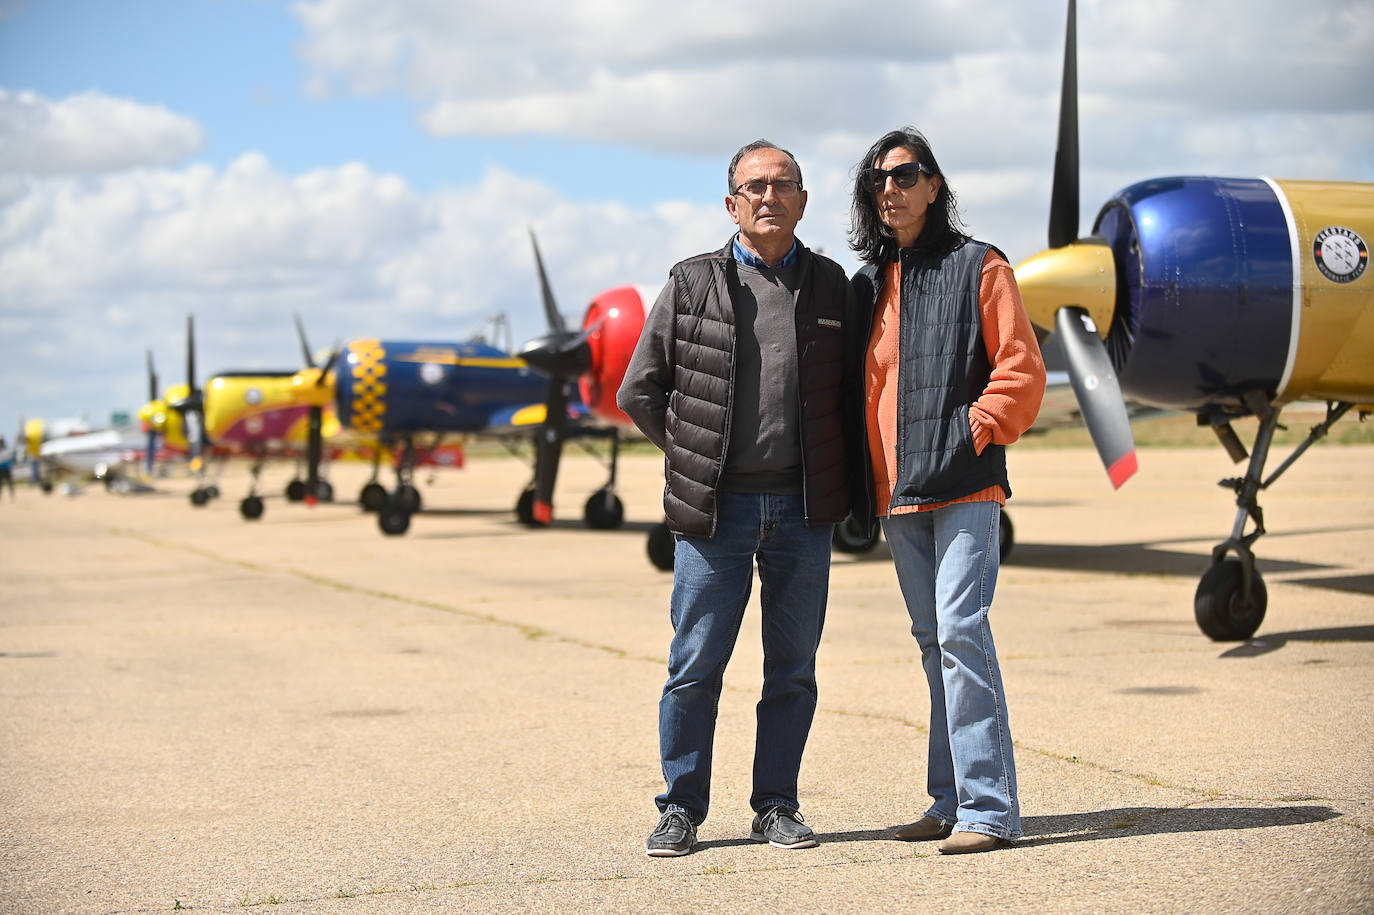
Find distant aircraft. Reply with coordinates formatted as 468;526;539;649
22;414;151;492
1012;0;1373;639
143;316;352;518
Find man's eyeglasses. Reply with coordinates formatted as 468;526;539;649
863;162;931;193
733;179;803;201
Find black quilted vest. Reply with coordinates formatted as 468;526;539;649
853;237;1009;519
663;240;853;536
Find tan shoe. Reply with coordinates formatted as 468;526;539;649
937;831;1005;854
893;816;954;841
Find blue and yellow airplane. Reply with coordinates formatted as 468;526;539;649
1011;0;1373;639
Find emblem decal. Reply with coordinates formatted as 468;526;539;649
419;362;446;385
1312;226;1368;284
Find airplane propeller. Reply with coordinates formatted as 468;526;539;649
144;348;158;477
516;230;596;524
168;315;209;470
293;315;340;503
1019;0;1137;488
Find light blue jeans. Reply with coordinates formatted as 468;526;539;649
881;500;1022;840
657;492;833;825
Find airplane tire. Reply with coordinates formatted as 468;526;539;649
286;480;307;502
378;503;412;536
999;512;1015;561
315;480;334;502
360;483;388;512
647;522;675;571
1194;558;1267;641
395;484;422;513
206;485;220;499
240;496;265;520
832;514;879;553
583;489;624;530
516;487;545;527
190;488;209;507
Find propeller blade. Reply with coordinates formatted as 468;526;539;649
1047;0;1079;249
146;348;158;400
517;330;593;379
528;228;567;334
186;314;198;397
294;314;316;368
316;343;341;385
1056;306;1136;488
530;378;570;524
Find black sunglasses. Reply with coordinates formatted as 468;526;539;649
863;162;931;193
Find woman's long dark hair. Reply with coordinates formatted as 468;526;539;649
848;127;965;265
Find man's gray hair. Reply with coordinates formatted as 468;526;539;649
727;139;803;194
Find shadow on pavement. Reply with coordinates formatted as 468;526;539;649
726;805;1344;849
1220;626;1374;658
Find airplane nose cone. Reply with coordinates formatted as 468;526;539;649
1014;240;1116;336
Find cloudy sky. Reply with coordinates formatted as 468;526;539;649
2;0;1371;436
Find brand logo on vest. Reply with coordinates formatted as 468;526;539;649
817;317;842;329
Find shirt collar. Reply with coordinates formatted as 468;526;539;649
732;235;798;269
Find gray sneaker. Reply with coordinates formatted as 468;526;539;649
646;811;697;857
749;806;818;849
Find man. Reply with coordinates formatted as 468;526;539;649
618;139;858;857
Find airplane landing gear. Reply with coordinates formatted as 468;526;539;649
832;514;879;554
516;486;542;526
286;479;307;502
1194;558;1267;641
190;487;211;507
378;498;412;535
240;495;265;520
1198;395;1353;640
584;487;623;529
647;521;675;571
360;481;388;512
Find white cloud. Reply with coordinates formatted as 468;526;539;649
0;149;726;425
0;89;204;176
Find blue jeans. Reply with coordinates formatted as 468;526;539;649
657;492;833;825
881;501;1022;840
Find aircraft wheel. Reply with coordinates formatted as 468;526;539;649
999;511;1015;561
206;485;220;499
378;502;412;536
190;488;210;507
240;496;265;520
647;522;675;571
1194;558;1268;641
395;484;421;513
314;480;334;502
583;489;624;530
832;513;879;553
285;479;307;502
516;486;547;527
360;482;388;512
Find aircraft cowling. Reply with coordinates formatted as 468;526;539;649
1091;177;1310;414
577;285;648;425
334;339;548;434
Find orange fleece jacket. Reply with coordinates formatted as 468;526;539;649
865;250;1046;516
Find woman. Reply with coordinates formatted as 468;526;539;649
848;128;1045;854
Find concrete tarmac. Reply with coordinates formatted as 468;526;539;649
1;445;1371;913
